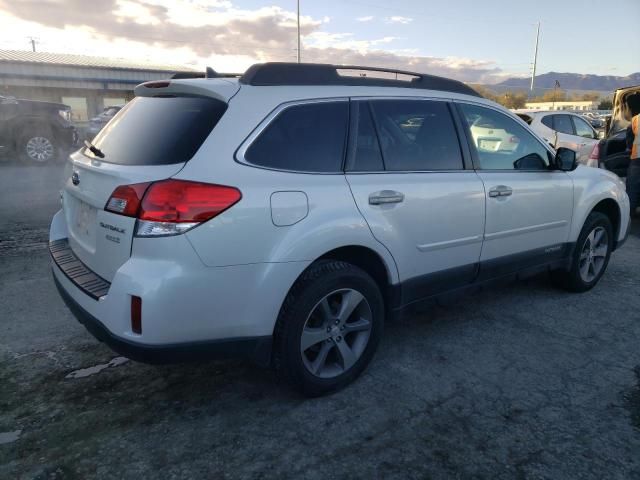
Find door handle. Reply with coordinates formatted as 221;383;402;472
488;185;513;198
369;190;405;205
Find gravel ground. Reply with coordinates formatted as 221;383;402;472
1;164;639;479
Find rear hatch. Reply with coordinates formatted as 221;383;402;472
62;82;235;282
606;85;640;137
600;85;639;176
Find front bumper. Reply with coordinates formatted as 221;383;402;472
53;270;272;365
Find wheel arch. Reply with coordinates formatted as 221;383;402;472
590;198;621;246
317;245;399;310
569;171;628;249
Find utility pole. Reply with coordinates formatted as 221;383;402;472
296;0;301;63
28;37;37;52
529;21;540;95
552;80;560;110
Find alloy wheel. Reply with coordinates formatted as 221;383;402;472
25;136;54;163
300;288;373;379
578;226;608;283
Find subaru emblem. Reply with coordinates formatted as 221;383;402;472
71;171;80;186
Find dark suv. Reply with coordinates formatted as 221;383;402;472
0;95;77;164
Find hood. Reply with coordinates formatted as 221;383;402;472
17;98;70;110
607;84;640;136
1;96;70;112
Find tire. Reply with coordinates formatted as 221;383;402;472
552;212;613;292
18;126;59;164
273;260;384;397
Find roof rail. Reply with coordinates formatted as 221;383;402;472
239;62;481;97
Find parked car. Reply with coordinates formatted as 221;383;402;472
84;105;123;141
515;111;600;166
583;115;604;130
0;95;77;164
597;85;640;177
468;116;521;153
50;63;630;396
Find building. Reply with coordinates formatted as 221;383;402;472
0;49;198;123
523;100;599;111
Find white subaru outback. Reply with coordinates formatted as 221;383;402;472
50;63;631;396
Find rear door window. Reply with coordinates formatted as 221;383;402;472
245;101;348;173
368;99;464;171
90;96;227;165
572;116;596;138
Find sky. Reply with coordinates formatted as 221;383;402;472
0;0;638;84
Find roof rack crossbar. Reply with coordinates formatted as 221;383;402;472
239;62;481;97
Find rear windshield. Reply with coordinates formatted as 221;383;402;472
89;96;227;165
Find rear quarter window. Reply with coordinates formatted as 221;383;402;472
244;101;348;173
89;96;227;166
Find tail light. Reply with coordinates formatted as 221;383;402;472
587;143;600;168
105;179;241;237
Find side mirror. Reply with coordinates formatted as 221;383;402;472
555;147;577;171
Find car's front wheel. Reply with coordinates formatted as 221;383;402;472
553;211;613;292
18;126;59;164
273;260;384;396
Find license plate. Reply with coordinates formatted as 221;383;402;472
74;200;96;239
479;139;499;151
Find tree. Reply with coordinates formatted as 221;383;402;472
575;92;601;101
530;89;568;103
498;91;527;109
598;99;613;110
469;86;528;109
470;85;498;102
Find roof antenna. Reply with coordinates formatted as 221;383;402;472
205;67;218;78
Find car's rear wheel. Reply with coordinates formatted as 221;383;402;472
19;127;59;164
273;260;384;396
553;212;613;292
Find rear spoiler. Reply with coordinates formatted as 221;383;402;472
133;76;240;103
171;67;242;80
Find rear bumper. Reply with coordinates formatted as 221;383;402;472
53;271;272;365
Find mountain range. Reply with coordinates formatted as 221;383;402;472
490;71;640;94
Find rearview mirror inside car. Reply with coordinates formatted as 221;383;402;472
555;147;578;171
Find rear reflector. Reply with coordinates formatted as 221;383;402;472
131;296;142;334
105;179;241;237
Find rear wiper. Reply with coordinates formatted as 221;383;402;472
84;140;105;158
